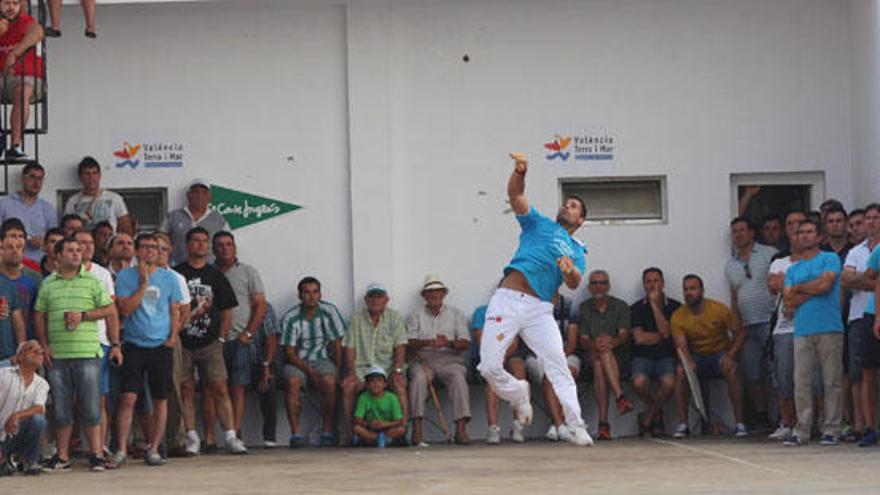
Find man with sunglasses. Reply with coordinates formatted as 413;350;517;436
724;216;777;429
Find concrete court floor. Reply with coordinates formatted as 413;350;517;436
4;438;880;495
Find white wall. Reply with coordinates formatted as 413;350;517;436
43;0;354;315
850;0;880;206
37;0;859;315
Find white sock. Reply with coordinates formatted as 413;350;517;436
224;430;237;442
187;430;199;442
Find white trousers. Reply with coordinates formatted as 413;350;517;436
477;288;585;428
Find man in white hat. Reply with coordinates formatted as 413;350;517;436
407;274;471;446
160;179;230;266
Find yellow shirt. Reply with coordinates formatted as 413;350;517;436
671;299;737;355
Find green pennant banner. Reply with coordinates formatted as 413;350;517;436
209;184;302;230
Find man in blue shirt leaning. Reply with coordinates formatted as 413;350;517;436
476;152;592;446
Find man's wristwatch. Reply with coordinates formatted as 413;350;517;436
245;331;253;339
111;342;121;348
218;336;227;344
81;311;89;322
261;361;270;367
393;367;403;374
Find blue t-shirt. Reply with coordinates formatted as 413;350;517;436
116;267;184;348
863;245;880;315
0;278;22;360
504;207;587;302
0;271;39;340
784;251;842;336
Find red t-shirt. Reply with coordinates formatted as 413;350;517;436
0;13;43;77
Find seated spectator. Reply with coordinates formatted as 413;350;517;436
210;232;267;442
0;219;42;341
341;283;408;446
766;219;804;441
672;274;748;439
161;179;229;266
45;0;96;38
783;219;844;446
61;214;84;238
63;157;133;234
630;267;681;437
724;217;776;428
352;366;406;447
174;227;245;455
524;294;579;442
38;227;63;276
407;275;471;446
107;232;136;279
576;270;633;440
848;208;866;246
761;214;786;251
0;163;56;263
112;233;184;468
472;303;529;444
92;221;114;267
35;236;119;472
279;276;345;448
0;0;43;160
0;340;49;476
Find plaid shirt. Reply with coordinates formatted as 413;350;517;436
250;302;281;365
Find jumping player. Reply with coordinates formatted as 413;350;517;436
477;152;593;446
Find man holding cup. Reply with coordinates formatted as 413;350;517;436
34;236;119;471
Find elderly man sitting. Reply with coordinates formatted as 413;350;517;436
407;275;471;446
0;341;49;476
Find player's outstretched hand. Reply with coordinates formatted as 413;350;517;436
509;152;528;175
556;256;575;275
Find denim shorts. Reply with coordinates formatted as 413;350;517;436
693;351;725;379
100;344;111;396
740;322;770;382
847;318;867;380
48;357;103;427
224;340;252;387
631;356;676;381
773;333;795;400
283;359;337;382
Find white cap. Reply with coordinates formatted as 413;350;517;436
365;282;387;295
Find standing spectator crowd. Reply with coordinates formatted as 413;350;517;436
2;158;880;478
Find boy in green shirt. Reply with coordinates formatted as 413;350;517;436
353;365;405;447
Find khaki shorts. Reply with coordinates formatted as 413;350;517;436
178;341;228;385
0;74;45;102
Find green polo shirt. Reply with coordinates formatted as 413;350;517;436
577;295;631;339
35;267;113;359
354;390;402;423
343;308;407;380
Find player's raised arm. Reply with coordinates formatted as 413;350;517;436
507;152;530;215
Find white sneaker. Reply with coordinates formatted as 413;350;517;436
263;440;277;448
734;423;749;438
557;424;572;442
514;380;533;426
486;425;501;445
226;437;248;455
185;433;201;456
767;425;792;441
511;420;526;443
545;425;560;442
567;425;594;446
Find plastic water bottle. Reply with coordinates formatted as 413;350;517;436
376;432;387;449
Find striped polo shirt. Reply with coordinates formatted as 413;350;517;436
35;267;113;359
280;301;346;362
724;242;778;325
